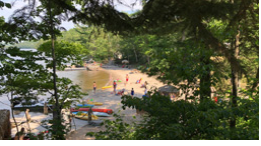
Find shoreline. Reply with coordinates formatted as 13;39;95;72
7;64;166;139
66;64;165;140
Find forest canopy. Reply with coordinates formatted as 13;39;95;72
0;0;259;140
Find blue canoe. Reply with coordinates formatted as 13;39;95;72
76;104;95;108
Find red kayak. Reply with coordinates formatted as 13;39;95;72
71;108;113;114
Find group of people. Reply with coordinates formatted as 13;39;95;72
92;73;148;97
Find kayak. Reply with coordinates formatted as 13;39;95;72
76;104;95;108
73;114;99;120
102;86;112;89
93;112;110;117
87;101;103;106
117;80;122;82
71;108;113;114
72;111;110;117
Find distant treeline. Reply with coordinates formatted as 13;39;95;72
10;41;39;49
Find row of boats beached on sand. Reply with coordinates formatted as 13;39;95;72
70;102;113;120
13;99;113;121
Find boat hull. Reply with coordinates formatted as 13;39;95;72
74;114;99;120
72;111;110;117
71;108;113;114
76;104;95;108
101;86;112;89
87;102;103;106
13;105;53;112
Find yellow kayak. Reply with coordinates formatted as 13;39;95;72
74;114;98;120
102;86;112;89
87;101;103;106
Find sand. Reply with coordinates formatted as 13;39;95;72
66;64;165;140
8;64;166;139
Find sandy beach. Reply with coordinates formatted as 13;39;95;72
8;64;165;139
66;64;165;140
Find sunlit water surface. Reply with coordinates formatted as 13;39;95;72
0;48;111;116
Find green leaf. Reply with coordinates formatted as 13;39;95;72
0;1;4;7
5;3;11;8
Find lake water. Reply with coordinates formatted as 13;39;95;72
0;48;112;112
57;69;110;92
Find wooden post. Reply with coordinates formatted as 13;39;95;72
25;109;31;133
44;102;48;115
88;108;92;124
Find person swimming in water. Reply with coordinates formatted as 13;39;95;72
93;81;97;94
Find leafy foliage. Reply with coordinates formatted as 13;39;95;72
88;88;258;140
59;26;121;62
1;0;258;140
0;47;52;100
38;40;88;70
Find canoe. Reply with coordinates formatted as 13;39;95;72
72;111;110;117
93;112;110;117
76;104;95;108
87;101;103;106
71;108;113;114
101;86;112;89
74;114;99;120
72;111;99;120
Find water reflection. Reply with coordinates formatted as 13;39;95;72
0;69;111;112
57;69;110;93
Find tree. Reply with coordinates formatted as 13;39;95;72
59;26;121;62
0;46;86;140
68;0;259;139
38;40;88;70
87;88;259;140
72;0;258;129
1;2;47;138
1;0;85;139
32;0;77;139
0;47;52;139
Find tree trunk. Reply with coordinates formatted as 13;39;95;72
10;92;20;139
196;21;245;76
51;38;60;118
251;67;259;91
48;0;60;120
48;0;63;139
199;55;211;101
133;45;138;63
230;29;240;128
147;56;150;65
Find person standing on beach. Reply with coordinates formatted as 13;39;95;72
93;81;97;94
131;88;134;97
125;74;129;86
144;86;147;95
113;80;117;94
